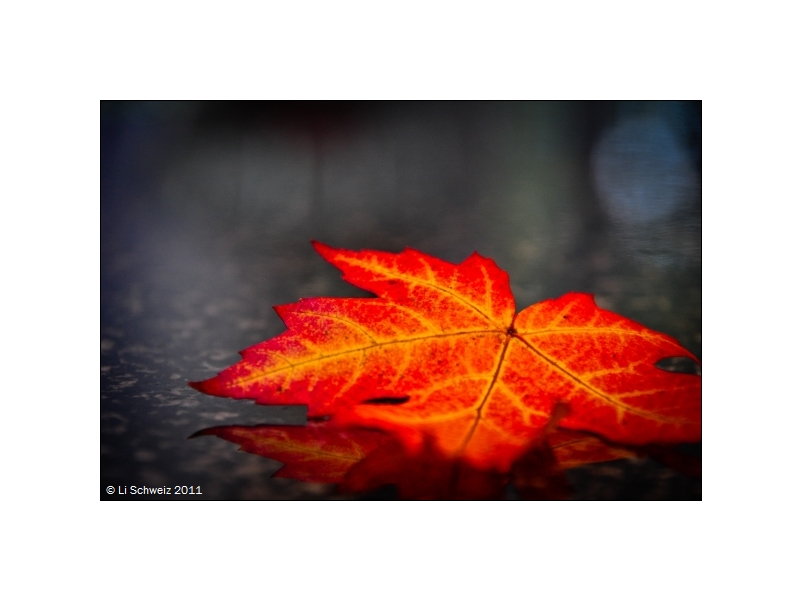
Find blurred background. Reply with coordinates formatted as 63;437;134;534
101;101;701;500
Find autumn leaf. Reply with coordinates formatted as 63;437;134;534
190;242;700;472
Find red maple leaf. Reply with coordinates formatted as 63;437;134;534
190;242;700;480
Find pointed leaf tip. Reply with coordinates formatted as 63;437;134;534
311;240;336;258
187;428;211;439
188;378;224;397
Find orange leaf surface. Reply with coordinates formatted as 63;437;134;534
191;242;700;472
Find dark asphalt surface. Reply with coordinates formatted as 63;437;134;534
101;101;701;500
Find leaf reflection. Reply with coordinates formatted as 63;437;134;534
190;422;699;500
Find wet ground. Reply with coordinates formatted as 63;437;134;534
101;101;701;500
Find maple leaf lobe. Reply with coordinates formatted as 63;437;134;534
312;240;515;331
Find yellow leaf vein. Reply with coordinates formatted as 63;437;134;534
341;256;500;326
514;336;693;425
232;329;502;387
